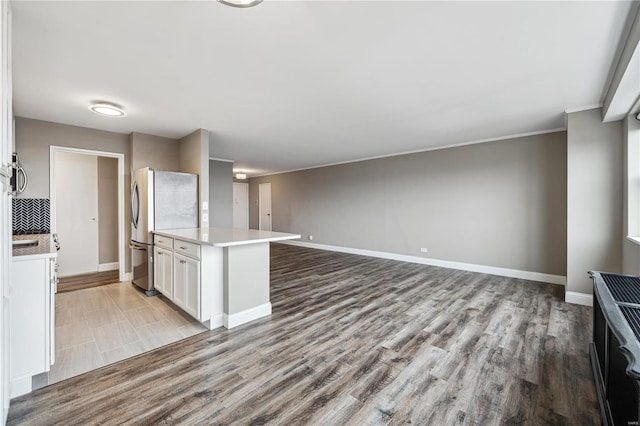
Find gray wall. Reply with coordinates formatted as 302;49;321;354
623;114;640;275
130;132;180;173
179;129;210;229
209;160;233;227
14;117;131;271
15;117;130;199
567;108;623;295
98;157;118;264
250;131;568;276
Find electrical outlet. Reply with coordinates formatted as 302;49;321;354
203;213;208;222
202;201;208;211
420;247;428;253
309;235;313;241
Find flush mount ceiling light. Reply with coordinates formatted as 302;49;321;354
217;0;263;8
235;170;247;179
89;103;126;117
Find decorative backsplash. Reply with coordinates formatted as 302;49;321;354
12;198;50;235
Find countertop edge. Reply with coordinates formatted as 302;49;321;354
215;234;301;247
12;252;58;261
152;229;301;247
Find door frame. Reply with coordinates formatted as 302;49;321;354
49;146;126;282
258;182;271;231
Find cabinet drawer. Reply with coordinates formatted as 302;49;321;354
174;239;200;259
154;235;173;250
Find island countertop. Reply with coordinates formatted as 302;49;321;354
153;227;300;247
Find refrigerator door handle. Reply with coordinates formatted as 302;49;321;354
131;181;140;229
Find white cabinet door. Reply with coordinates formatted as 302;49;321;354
184;256;200;319
153;246;173;298
173;253;200;319
173;253;187;311
10;256;51;397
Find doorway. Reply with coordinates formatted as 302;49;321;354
233;182;248;229
259;182;271;231
50;146;126;281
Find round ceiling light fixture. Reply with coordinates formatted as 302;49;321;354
89;102;126;117
217;0;263;8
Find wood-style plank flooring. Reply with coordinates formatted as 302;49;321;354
58;270;120;293
8;243;599;425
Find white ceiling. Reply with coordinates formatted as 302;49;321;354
11;1;633;176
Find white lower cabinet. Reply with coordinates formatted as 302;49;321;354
154;236;221;328
173;253;200;319
10;255;56;398
153;246;173;299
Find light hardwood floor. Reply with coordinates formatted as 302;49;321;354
9;243;599;425
40;280;207;387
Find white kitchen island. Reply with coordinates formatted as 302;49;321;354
152;228;300;329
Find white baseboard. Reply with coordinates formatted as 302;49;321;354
224;303;272;329
565;291;593;307
10;375;32;398
207;314;225;330
122;272;132;282
278;240;567;286
98;262;119;272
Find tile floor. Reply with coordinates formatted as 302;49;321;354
41;281;207;387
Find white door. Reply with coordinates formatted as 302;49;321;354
259;183;271;231
233;182;249;229
54;151;99;276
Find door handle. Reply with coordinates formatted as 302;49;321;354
131;182;139;229
16;166;27;193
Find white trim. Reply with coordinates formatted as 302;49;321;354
97;262;119;272
9;374;31;398
50;146;126;283
565;291;593;307
208;157;234;163
253;128;566;178
564;104;602;114
278;240;567;286
627;236;640;246
223;302;272;329
122;272;132;282
207;314;224;330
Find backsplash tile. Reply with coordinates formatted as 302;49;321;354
12;198;50;235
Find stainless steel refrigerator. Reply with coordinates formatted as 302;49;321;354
130;168;198;295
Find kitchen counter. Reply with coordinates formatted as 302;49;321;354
12;234;58;260
151;227;300;329
153;227;300;247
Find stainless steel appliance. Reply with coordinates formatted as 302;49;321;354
10;152;27;196
130;168;198;295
